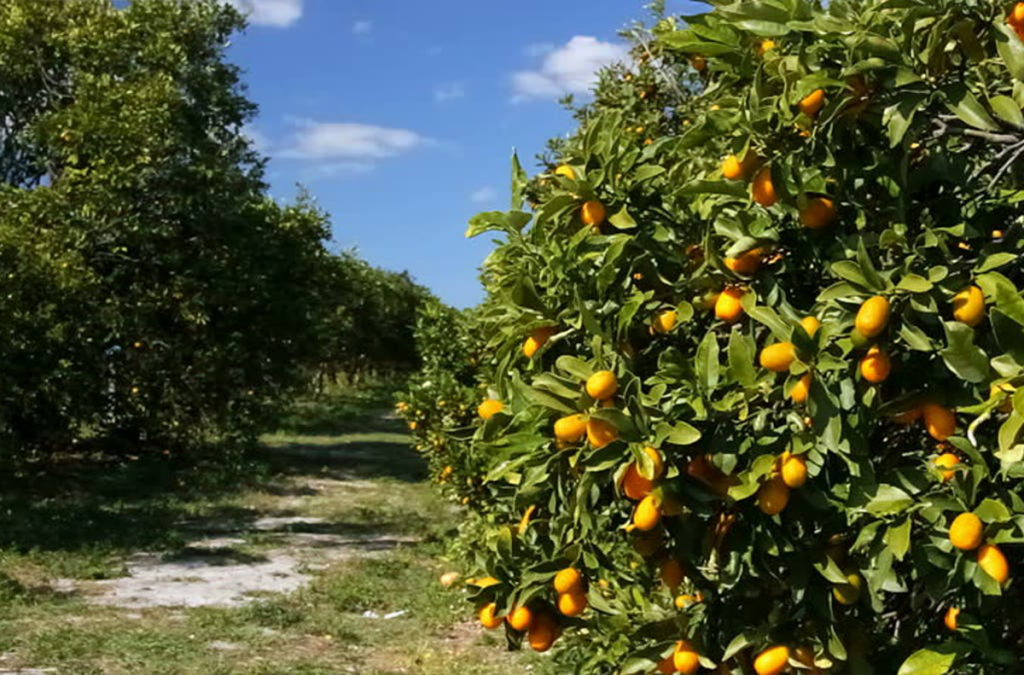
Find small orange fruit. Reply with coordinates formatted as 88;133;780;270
798;89;826;117
660;558;685;590
586;417;618;448
507;605;534;631
977;543;1009;584
752;166;778;207
935;453;960;482
553;568;584;595
523;326;556;358
757;476;790;515
800;316;821;337
690;55;707;71
724;248;762;275
923;403;956;441
633;494;662;531
527;613;559;652
657;657;676;674
855;296;890;338
754;645;791;675
952;286;985;327
554;414;588;444
557;590;588;617
586;370;618;400
760;342;796;372
860;345;891;383
554;164;576;180
653;309;678;334
478;399;504;420
800;196;835;229
715;287;746;323
757;40;776;56
673;640;700;674
479;602;503;629
581;200;606;227
949;512;983;551
781;453;808;488
944;606;960;631
790;373;812;404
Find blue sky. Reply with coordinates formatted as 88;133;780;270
227;0;702;308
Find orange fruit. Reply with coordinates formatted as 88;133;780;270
833;571;863;605
621;464;654;500
790;373;812;404
715;287;746;323
757;39;776;56
949;512;983;551
657;657;676;674
800;196;835;229
479;602;503;629
477;399;504;420
581;200;606;227
660;558;685;590
722;151;760;180
557;590;588;617
977;543;1009;584
586;417;618;448
860;345;891;383
523;326;556;358
855;296;890;338
952;286;985;327
554;414;588;444
673;640;700;674
724;248;762;275
527;613;559;652
893;407;922;425
935;453;960;482
653;309;678;334
690;55;707;71
800;316;821;337
760;342;796;372
586;370;618;400
752;166;778;207
781;453;808;488
944;606;960;631
674;593;704;609
798;89;826;117
554;568;584;595
507;605;534;631
923;403;956;441
554;164;576;179
758;477;790;515
633;494;662;531
754;645;791;675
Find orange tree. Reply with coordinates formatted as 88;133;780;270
407;1;1024;673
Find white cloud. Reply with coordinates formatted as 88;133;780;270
434;82;466;103
523;42;555;58
470;187;498;204
227;0;302;28
352;20;373;35
512;36;627;102
280;119;426;161
242;124;271;153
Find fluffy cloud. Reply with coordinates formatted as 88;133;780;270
512;36;627;101
280;120;426;161
226;0;302;28
352;20;373;35
470;187;498;204
434;82;466;103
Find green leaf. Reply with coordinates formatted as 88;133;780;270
865;484;914;516
728;330;757;387
944;86;1000;131
896;274;933;293
975;253;1018;273
813;555;849;584
940;321;990;383
897;648;956;675
857;238;887;291
974;498;1012;523
511;151;528;209
831;261;871;290
989;95;1024;128
696;330;720;393
996;20;1024;82
656;420;701;447
885;518;911;561
608;205;637;230
632;165;666;183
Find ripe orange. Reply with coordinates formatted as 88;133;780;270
949;512;983;551
800;316;821;337
724;248;762;275
554;414;588;443
523;326;556;358
581;200;606;227
586;370;618;400
621;464;653;500
790;373;812;404
754;645;790;675
586;417;618;448
478;602;503;629
722;151;759;180
690;55;707;71
715;287;746;323
855;295;890;338
757;39;776;56
477;399;504;420
674;593;704;609
757;476;790;515
660;558;685;590
800;195;835;229
633;494;662;531
833;571;863;605
673;640;700;674
935;453;960;482
554;567;584;595
760;342;796;372
952;286;985;327
977;543;1009;584
922;403;956;441
554;164;576;180
507;605;534;631
751;166;778;207
781;453;808;488
798;89;826;117
557;590;588;616
859;345;891;383
653;309;678;334
527;613;559;652
944;606;960;631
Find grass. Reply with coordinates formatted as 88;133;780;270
0;388;552;674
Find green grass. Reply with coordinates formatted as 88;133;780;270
0;392;552;675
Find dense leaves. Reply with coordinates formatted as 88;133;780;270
410;1;1024;673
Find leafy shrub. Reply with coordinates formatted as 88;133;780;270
422;1;1024;673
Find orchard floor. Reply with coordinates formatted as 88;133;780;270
0;392;551;675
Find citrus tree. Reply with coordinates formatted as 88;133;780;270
415;1;1024;672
